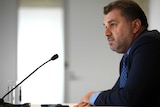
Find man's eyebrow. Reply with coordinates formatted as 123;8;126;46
108;19;117;23
103;20;117;26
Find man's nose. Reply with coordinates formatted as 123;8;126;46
104;28;112;37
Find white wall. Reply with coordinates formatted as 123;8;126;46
148;0;160;31
64;0;122;103
0;0;17;101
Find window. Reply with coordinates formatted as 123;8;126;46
17;0;64;104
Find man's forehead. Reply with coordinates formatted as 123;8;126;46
104;15;119;24
104;10;125;23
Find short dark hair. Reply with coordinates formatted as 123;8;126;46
104;0;148;30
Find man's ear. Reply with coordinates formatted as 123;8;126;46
132;19;142;34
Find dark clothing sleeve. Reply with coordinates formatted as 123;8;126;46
94;30;160;107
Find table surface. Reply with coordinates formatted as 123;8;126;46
31;103;126;107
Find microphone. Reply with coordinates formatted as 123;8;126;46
50;54;59;60
0;54;59;107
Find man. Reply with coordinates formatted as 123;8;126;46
74;0;160;107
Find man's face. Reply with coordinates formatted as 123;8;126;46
103;9;135;53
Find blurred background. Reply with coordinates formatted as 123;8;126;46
0;0;159;105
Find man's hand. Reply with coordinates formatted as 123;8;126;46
73;91;95;107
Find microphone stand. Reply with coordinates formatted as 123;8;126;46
0;54;58;107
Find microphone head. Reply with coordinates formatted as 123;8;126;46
51;54;59;60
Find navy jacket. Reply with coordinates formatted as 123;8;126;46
94;30;160;107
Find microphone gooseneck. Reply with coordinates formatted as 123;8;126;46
0;54;59;104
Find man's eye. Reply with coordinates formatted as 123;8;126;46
111;23;117;26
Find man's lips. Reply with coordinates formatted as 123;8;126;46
107;37;114;45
